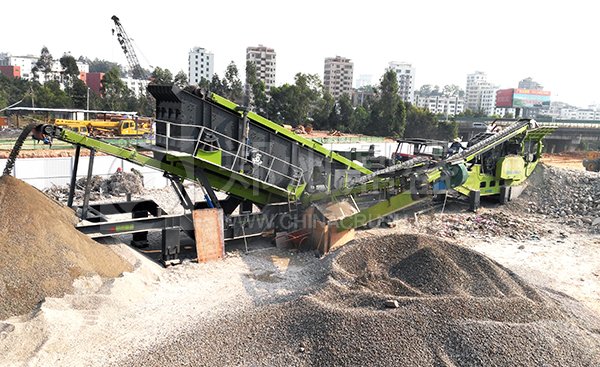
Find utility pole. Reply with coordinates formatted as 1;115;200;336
86;87;90;120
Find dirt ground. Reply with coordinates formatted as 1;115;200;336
0;164;599;366
542;151;599;171
0;201;598;366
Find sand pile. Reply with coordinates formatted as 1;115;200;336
119;234;600;366
0;175;132;320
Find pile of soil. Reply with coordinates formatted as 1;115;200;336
0;175;132;320
120;234;600;366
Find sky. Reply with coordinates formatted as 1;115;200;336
2;0;597;107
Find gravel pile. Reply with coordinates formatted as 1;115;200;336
515;164;600;228
0;175;132;320
44;171;144;202
117;234;600;366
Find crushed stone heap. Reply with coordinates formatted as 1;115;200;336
0;175;132;320
122;234;600;366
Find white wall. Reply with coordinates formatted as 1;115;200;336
0;156;168;190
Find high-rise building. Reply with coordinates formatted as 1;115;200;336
465;71;498;115
323;56;354;99
246;45;276;91
518;77;543;90
188;47;214;85
387;62;415;104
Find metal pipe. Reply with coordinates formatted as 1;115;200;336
67;145;81;208
81;149;95;220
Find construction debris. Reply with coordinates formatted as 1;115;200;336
44;171;144;202
0;175;132;320
513;164;600;229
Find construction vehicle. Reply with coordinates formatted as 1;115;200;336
583;152;600;172
15;85;555;265
53;116;152;137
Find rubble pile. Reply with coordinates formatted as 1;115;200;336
44;171;144;202
515;164;600;227
413;211;538;240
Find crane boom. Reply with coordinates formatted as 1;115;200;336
111;15;147;80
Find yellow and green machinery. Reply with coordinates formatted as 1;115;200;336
29;85;555;263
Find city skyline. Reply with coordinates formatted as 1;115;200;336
2;0;596;107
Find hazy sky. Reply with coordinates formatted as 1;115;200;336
3;0;596;107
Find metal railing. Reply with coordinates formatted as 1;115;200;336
154;119;305;191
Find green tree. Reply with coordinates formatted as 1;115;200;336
32;46;54;81
405;105;456;140
150;67;173;84
442;84;464;98
198;77;210;90
174;70;188;88
66;78;89;109
268;73;322;126
370;70;405;136
224;61;243;103
312;91;335;129
88;58;123;74
101;67;132;110
245;61;268;114
33;80;71;108
59;54;80;87
209;73;227;95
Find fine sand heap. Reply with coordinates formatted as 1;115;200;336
123;234;600;366
0;175;132;320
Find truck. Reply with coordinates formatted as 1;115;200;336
53;115;152;137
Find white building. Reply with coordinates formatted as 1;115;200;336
121;77;149;97
246;45;276;91
0;53;89;82
323;56;354;99
188;47;214;86
0;54;37;80
388;62;415;104
465;71;498;115
414;95;464;116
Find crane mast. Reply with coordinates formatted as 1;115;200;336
111;15;147;80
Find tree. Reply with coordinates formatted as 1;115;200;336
268;73;322;126
442;84;464;98
101;67;132;110
174;70;188;88
209;73;227;95
33;80;71;108
223;61;243;103
32;46;54;82
245;61;268;114
369;70;405;136
150;67;173;84
312;91;335;129
66;78;89;109
88;58;123;75
59;54;80;87
404;105;456;140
